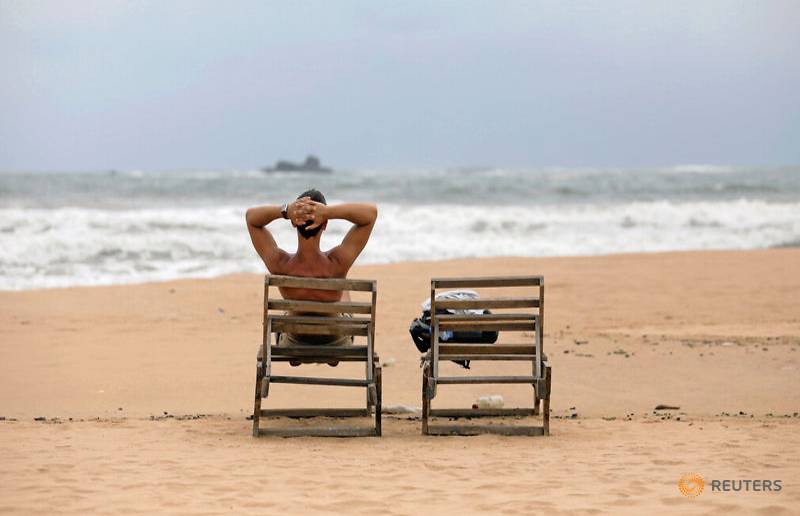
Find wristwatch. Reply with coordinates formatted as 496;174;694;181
280;203;289;219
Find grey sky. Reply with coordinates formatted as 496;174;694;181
1;0;798;171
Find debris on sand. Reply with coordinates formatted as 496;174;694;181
384;405;422;415
475;395;504;409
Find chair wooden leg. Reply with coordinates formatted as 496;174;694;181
252;361;263;437
543;364;552;436
421;362;430;435
366;358;373;412
374;365;382;436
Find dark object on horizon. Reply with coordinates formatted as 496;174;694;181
262;154;332;173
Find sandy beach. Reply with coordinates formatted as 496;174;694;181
2;249;799;514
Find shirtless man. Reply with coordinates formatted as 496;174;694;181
245;189;377;351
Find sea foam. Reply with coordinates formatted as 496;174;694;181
1;198;798;290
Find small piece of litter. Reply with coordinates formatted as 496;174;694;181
476;395;504;409
384;405;421;415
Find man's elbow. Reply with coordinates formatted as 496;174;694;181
367;204;378;223
245;208;256;227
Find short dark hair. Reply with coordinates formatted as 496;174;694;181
296;188;327;239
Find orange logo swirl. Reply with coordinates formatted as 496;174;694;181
678;473;705;498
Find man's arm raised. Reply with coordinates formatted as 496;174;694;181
245;200;313;271
306;202;378;272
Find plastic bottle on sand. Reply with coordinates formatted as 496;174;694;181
476;395;504;409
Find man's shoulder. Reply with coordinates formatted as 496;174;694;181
323;248;352;275
265;251;294;275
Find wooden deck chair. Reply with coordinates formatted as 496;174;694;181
252;275;381;437
421;276;551;436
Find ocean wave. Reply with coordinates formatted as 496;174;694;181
667;164;735;174
3;166;800;210
1;199;799;290
772;239;800;249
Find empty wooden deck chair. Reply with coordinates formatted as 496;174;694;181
421;276;551;436
252;275;381;437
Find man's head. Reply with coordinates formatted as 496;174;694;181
296;188;326;239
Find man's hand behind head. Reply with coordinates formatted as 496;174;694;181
288;197;315;227
305;201;329;230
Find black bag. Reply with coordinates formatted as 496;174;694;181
409;308;498;369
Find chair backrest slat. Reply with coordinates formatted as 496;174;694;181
438;344;536;355
437;320;536;332
435;297;540;310
437;313;537;321
270;315;372;324
432;276;542;289
270;345;368;357
270;320;369;337
267;299;372;314
267;275;375;292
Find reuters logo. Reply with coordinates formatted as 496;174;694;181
678;473;705;498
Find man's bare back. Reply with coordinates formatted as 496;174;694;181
276;253;349;303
